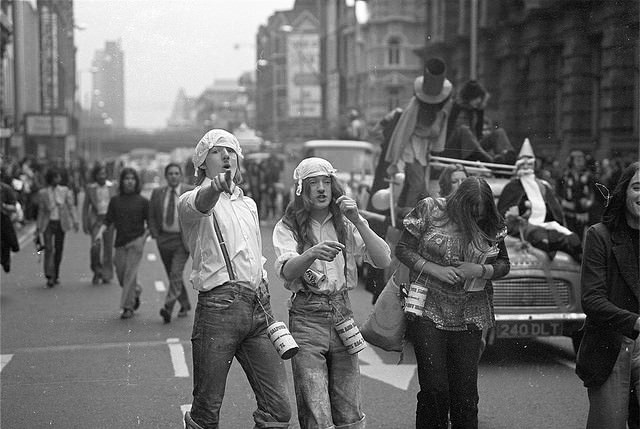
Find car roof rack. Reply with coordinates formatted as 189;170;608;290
429;155;516;177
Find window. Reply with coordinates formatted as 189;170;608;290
589;34;603;140
388;87;400;111
429;0;446;42
387;37;401;65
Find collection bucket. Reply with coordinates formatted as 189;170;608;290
266;321;299;360
404;283;428;317
335;317;367;355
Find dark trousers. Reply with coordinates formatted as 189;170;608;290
408;318;482;429
43;220;65;281
156;232;190;314
89;215;114;281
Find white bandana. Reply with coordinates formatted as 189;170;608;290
293;157;337;196
192;129;243;176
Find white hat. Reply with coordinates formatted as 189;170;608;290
293;157;337;196
517;138;535;159
192;129;243;176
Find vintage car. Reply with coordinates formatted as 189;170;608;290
365;155;585;353
300;139;380;209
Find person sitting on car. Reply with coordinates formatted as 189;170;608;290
497;139;582;262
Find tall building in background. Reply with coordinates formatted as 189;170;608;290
90;40;124;129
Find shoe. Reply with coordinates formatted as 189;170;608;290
54;278;60;285
177;309;189;318
92;274;101;285
133;296;141;310
46;278;55;288
102;278;112;284
160;308;171;324
184;411;204;429
120;309;134;319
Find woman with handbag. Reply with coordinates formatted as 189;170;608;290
395;176;510;429
272;157;391;429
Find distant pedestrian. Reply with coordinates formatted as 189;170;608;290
179;129;291;429
272;157;391;429
148;162;193;323
82;163;117;285
94;167;149;319
0;156;20;273
558;150;595;241
36;167;79;287
576;161;639;428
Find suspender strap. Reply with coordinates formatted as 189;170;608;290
212;212;236;280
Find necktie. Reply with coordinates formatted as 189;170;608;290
165;187;176;227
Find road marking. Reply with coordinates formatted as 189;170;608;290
167;338;189;378
155;280;166;292
181;404;191;428
147;253;157;261
359;343;417;390
1;354;13;372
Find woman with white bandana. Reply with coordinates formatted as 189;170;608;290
272;157;391;429
178;129;291;429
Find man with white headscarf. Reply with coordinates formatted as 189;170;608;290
497;139;582;261
178;129;291;429
272;157;390;429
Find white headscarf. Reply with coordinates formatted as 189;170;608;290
192;129;243;176
293;157;337;196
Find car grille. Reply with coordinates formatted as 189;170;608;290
492;277;572;308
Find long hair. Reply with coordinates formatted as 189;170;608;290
438;164;468;197
602;161;639;231
45;167;62;186
444;176;504;247
281;176;348;254
90;162;106;182
118;167;141;194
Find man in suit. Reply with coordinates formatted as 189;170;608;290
149;163;194;323
36;167;79;287
83;163;118;284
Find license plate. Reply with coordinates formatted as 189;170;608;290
496;321;563;338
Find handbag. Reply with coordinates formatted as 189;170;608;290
360;263;409;352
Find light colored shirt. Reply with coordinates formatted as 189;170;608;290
48;186;65;221
95;184;111;215
178;178;266;292
272;214;383;294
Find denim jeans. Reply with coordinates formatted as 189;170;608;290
408;317;482;429
587;335;640;429
289;291;366;429
189;281;291;429
43;220;65;281
113;235;145;311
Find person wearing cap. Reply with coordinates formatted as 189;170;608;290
383;57;454;210
443;79;515;164
272;157;391;429
497;139;583;261
178;129;291;429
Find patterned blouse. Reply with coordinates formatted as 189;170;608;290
396;197;510;331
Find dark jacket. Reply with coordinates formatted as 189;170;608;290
148;183;193;239
575;223;640;387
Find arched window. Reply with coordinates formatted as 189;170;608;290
387;37;401;65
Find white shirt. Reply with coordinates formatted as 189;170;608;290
178;178;266;292
272;214;384;294
95;183;111;215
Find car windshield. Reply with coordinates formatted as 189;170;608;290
307;147;376;175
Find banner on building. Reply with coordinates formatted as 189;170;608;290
25;114;69;137
286;32;321;118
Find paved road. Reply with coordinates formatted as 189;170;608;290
1;216;589;428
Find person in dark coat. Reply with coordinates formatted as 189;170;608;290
0;164;19;273
575;161;640;428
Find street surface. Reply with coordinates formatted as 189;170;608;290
1;209;590;428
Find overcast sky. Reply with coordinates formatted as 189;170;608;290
74;0;295;130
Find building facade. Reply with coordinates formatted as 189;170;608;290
90;40;124;129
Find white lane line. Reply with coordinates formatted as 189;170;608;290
155;280;167;292
147;253;157;261
1;354;14;372
167;338;189;378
